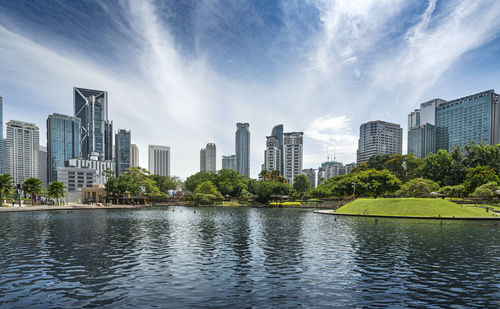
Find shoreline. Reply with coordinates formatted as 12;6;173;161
0;204;153;213
314;210;500;220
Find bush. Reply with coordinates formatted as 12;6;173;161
471;182;499;200
438;185;466;198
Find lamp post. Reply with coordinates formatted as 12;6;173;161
352;181;356;198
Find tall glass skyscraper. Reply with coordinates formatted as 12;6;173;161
0;95;3;174
271;124;284;173
235;123;250;177
407;99;444;159
115;129;131;177
47;113;81;183
74;87;112;160
222;155;237;171
436;90;500;151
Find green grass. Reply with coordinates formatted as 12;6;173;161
335;198;499;218
221;200;250;207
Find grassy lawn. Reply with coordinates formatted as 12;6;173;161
269;202;301;207
221;200;250;207
335;198;498;218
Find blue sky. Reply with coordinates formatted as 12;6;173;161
1;0;500;178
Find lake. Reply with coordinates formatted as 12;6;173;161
1;206;499;308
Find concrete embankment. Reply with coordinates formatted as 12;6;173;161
314;210;500;220
0;204;152;213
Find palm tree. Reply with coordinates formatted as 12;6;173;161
22;177;43;205
0;174;14;203
47;181;66;205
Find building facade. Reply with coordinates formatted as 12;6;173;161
56;166;96;193
283;132;303;184
222;155;237;171
148;145;170;176
301;168;316;188
115;129;131;177
130;144;139;167
356;121;402;163
67;157;115;185
6;120;39;184
407;99;445;159
0;96;3;174
1;139;7;174
235;123;250;176
436;90;500;151
74;87;112;160
264;136;281;172
47;113;81;183
271;124;284;173
200;143;216;172
38;146;47;186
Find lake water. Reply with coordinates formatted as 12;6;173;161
1;206;499;308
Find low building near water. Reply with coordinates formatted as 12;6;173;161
82;184;107;203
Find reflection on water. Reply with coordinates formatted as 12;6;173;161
1;207;499;308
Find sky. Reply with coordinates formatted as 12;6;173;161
1;0;500;179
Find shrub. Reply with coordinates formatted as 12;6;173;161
399;178;439;197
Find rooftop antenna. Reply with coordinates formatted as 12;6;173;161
333;144;336;161
326;148;330;162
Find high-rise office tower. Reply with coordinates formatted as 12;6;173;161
356;121;402;163
264;136;281;172
130;144;139;167
115;129;131;177
74;87;111;160
38;146;47;186
47;113;81;183
407;99;445;159
222;155;237;171
104;120;113;160
1;139;7;174
235;123;250;176
200;143;216;172
436;90;500;151
271;124;284;173
6;120;39;184
148;145;170;176
283;132;303;184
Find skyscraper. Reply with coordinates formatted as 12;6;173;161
148;145;170;176
6;120;39;184
235;123;250;177
47;113;81;183
356;121;402;163
302;168;316;188
200;143;216;172
407;99;445;159
130;144;139;167
283;132;303;184
264;136;281;172
38;146;47;186
115;129;131;177
436;90;500;151
271;124;284;173
73;87;111;160
222;155;237;171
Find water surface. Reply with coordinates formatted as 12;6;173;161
1;207;499;308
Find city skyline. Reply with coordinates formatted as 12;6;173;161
1;1;500;178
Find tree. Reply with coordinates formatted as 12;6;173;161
471;182;499;200
355;169;401;198
191;180;223;206
253;180;292;203
399;178;439;197
293;174;311;197
463;165;499;194
185;172;218;192
418;149;453;185
151;175;182;193
22;177;43;205
239;188;256;201
47;181;66;205
0;174;13;201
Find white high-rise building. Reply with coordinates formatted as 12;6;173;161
264;136;281;172
6;120;39;184
356;120;402;163
149;145;170;176
67;156;115;185
200;143;216;172
283;132;303;185
38;146;47;186
130;144;139;167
